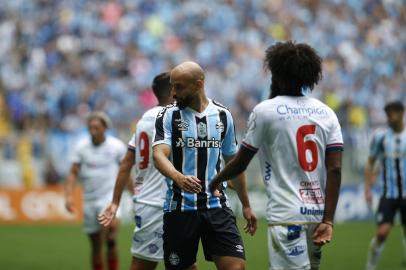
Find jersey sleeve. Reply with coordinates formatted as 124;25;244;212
326;111;344;152
69;142;82;164
242;107;265;153
369;131;385;159
117;140;127;162
128;132;136;152
221;111;238;156
152;107;172;147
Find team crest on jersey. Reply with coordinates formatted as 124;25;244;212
197;122;207;138
215;121;224;132
169;252;180;266
176;119;189;131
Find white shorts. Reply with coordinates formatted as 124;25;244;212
83;197;120;234
268;224;322;270
131;203;164;262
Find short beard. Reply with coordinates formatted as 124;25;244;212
177;101;187;109
175;95;193;110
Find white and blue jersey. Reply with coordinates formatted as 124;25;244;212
370;128;406;199
153;99;237;212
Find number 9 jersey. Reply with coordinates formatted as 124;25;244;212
242;96;343;224
128;106;167;208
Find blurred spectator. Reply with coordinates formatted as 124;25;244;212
0;0;404;185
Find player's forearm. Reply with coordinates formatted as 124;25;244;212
65;173;76;198
153;151;183;182
323;151;342;224
112;154;134;205
65;164;80;198
231;174;251;209
323;166;341;224
214;158;246;185
364;158;376;189
111;168;132;205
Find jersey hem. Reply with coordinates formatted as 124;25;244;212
152;140;171;147
268;221;320;226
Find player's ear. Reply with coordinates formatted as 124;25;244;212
196;79;204;89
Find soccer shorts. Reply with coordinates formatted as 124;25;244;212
163;207;245;270
131;203;164;262
268;224;321;270
376;197;406;225
83;196;115;234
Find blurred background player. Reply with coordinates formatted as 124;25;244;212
98;72;173;270
152;61;257;270
65;112;126;270
365;101;406;270
210;41;343;270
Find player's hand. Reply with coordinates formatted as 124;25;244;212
242;207;257;236
65;196;75;213
312;222;333;246
174;175;202;193
365;187;372;208
98;203;118;227
208;179;221;194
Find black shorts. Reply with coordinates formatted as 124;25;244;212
376;197;406;225
163;207;245;270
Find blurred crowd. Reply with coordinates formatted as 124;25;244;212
0;0;405;186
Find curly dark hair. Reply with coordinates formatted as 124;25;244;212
264;41;322;98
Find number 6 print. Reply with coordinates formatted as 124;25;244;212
296;125;318;172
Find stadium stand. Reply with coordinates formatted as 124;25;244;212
0;0;405;186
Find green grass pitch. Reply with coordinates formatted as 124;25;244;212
1;220;405;270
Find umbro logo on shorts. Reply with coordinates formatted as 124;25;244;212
236;245;244;253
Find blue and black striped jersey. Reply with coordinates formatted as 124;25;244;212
153;100;237;212
370;128;406;199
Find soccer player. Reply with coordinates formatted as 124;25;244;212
209;41;343;270
152;61;257;270
98;72;174;270
65;112;126;270
365;101;406;270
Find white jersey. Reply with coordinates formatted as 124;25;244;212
128;106;167;208
242;96;343;224
70;136;126;201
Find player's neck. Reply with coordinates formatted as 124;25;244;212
189;94;209;113
92;136;106;146
392;124;404;133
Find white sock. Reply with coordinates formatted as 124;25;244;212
366;237;384;270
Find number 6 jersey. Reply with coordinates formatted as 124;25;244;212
242;96;343;224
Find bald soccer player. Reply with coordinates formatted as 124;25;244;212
152;61;257;270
